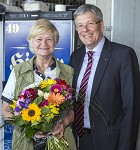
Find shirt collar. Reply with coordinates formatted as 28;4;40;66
33;61;56;71
86;36;105;55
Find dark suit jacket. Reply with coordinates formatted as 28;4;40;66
69;37;140;150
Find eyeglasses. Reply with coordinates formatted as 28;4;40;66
76;20;102;30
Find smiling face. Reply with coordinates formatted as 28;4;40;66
27;19;59;60
31;29;56;58
75;11;104;50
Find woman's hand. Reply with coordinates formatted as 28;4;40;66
1;101;13;120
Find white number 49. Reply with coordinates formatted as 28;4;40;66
6;23;19;33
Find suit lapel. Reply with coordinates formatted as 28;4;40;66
89;38;112;130
91;38;112;96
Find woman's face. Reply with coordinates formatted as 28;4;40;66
31;30;56;58
75;11;104;50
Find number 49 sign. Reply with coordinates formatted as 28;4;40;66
4;21;34;81
6;23;19;33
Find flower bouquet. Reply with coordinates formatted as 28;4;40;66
8;78;73;150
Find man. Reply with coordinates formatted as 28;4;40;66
69;4;140;150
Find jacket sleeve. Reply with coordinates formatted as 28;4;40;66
118;48;140;150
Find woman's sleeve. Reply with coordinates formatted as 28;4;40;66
1;68;16;103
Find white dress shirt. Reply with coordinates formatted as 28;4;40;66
76;37;105;128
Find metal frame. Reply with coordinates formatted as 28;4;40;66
0;13;4;150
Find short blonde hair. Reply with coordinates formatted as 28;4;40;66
27;19;59;52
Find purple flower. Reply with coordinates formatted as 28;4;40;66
51;84;63;93
40;100;49;108
66;93;72;100
14;107;21;112
19;98;31;108
19;88;38;101
25;99;31;108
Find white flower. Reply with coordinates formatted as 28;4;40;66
24;81;41;90
38;90;44;97
44;92;50;99
14;111;21;116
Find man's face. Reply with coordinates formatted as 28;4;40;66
75;11;104;50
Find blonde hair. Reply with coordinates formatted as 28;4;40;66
27;19;59;53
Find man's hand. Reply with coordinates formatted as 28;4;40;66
51;110;74;138
51;121;66;138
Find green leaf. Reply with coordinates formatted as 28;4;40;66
13;116;27;126
16;120;27;126
42;85;51;92
44;116;52;123
41;107;51;115
41;122;54;133
31;120;40;126
34;96;43;105
33;123;42;130
24;126;37;139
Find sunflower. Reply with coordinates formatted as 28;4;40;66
21;103;41;123
40;79;56;89
48;93;65;106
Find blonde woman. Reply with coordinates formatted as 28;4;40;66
1;19;76;150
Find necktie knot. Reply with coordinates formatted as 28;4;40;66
87;51;94;60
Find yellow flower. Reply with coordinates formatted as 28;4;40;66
50;113;54;119
44;103;59;122
45;112;54;122
21;103;41;123
46;113;55;119
10;100;17;109
51;107;60;114
49;103;56;108
45;103;59;115
40;79;56;89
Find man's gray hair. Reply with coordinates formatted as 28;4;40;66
74;4;103;23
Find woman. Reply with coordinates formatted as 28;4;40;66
1;19;76;150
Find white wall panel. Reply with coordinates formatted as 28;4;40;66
111;0;140;149
112;0;140;64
